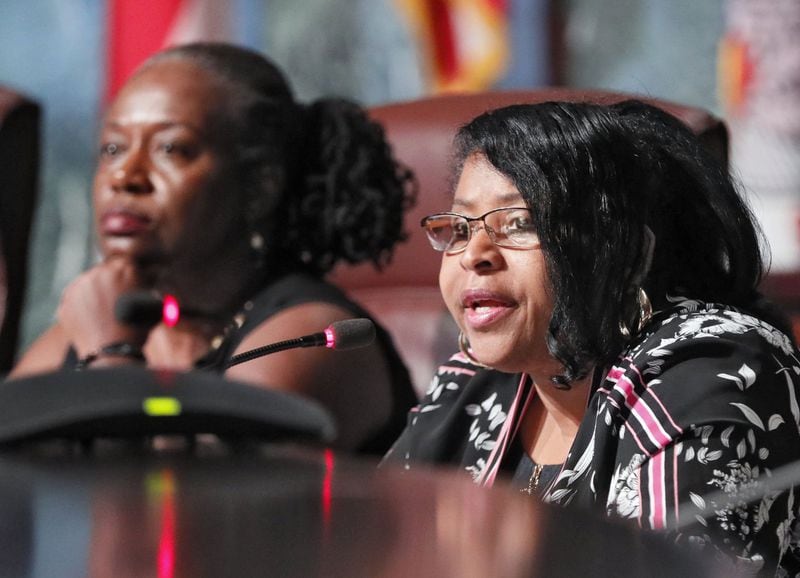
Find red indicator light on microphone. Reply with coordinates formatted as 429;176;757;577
163;295;180;327
324;327;335;349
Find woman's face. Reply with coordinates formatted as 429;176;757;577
439;154;556;377
93;59;241;265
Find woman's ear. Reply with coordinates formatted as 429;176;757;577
631;225;656;287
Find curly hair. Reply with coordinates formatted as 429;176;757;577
454;100;774;386
141;42;416;275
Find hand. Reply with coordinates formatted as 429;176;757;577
144;322;215;370
57;257;149;358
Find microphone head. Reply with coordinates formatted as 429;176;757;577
115;291;163;327
324;318;376;351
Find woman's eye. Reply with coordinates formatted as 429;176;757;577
507;217;533;231
157;141;196;159
100;142;121;157
159;142;181;154
453;221;470;238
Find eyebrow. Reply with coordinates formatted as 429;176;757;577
452;191;524;210
104;120;203;134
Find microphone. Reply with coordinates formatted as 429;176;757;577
224;318;376;369
115;291;169;327
114;292;376;368
115;291;216;327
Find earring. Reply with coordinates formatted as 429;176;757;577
619;287;653;339
636;287;653;333
250;232;265;252
458;332;488;368
250;232;266;268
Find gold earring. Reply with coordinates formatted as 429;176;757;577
458;331;488;368
619;287;653;339
636;287;653;333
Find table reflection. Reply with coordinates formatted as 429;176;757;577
0;442;702;577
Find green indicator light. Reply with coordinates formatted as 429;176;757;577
143;397;182;416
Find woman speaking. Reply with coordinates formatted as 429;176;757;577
384;100;800;574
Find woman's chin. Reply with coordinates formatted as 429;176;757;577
468;342;515;372
101;237;151;260
469;337;541;375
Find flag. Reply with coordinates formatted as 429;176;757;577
106;0;234;101
395;0;509;94
717;33;754;118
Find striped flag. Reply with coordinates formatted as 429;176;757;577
106;0;233;101
395;0;509;93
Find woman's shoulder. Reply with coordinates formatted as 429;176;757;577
606;298;800;429
251;271;351;308
233;272;361;339
630;298;796;362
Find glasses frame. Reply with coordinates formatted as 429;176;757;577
420;206;539;254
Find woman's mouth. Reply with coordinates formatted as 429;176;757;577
461;290;516;330
100;210;152;236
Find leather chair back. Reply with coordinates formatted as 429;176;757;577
0;87;40;373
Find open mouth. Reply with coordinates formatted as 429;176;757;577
462;291;515;329
465;298;510;311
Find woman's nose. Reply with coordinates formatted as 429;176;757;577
110;151;153;194
459;226;502;271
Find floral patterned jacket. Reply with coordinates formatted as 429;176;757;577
383;300;800;576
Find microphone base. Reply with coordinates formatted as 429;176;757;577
0;367;337;447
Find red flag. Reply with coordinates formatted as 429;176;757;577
396;0;509;93
106;0;232;101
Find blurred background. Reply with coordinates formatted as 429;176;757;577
0;0;798;356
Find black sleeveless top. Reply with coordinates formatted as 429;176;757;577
196;272;418;456
504;435;562;496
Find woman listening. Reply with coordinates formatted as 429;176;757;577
383;100;800;574
11;43;417;455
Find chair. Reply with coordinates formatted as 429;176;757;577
0;87;40;373
329;88;732;396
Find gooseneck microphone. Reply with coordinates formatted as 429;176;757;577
114;292;376;369
224;318;376;369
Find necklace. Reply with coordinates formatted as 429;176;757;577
209;300;253;350
193;300;254;369
521;462;544;496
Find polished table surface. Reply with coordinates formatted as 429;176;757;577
0;368;704;576
0;442;706;578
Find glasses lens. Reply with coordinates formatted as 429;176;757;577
487;208;539;248
422;214;469;252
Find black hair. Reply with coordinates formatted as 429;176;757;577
454;100;781;386
141;42;415;275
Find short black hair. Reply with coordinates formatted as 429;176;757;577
142;42;415;275
454;100;769;385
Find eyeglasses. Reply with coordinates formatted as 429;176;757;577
420;207;539;253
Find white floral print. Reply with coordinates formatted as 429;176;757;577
385;300;800;576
